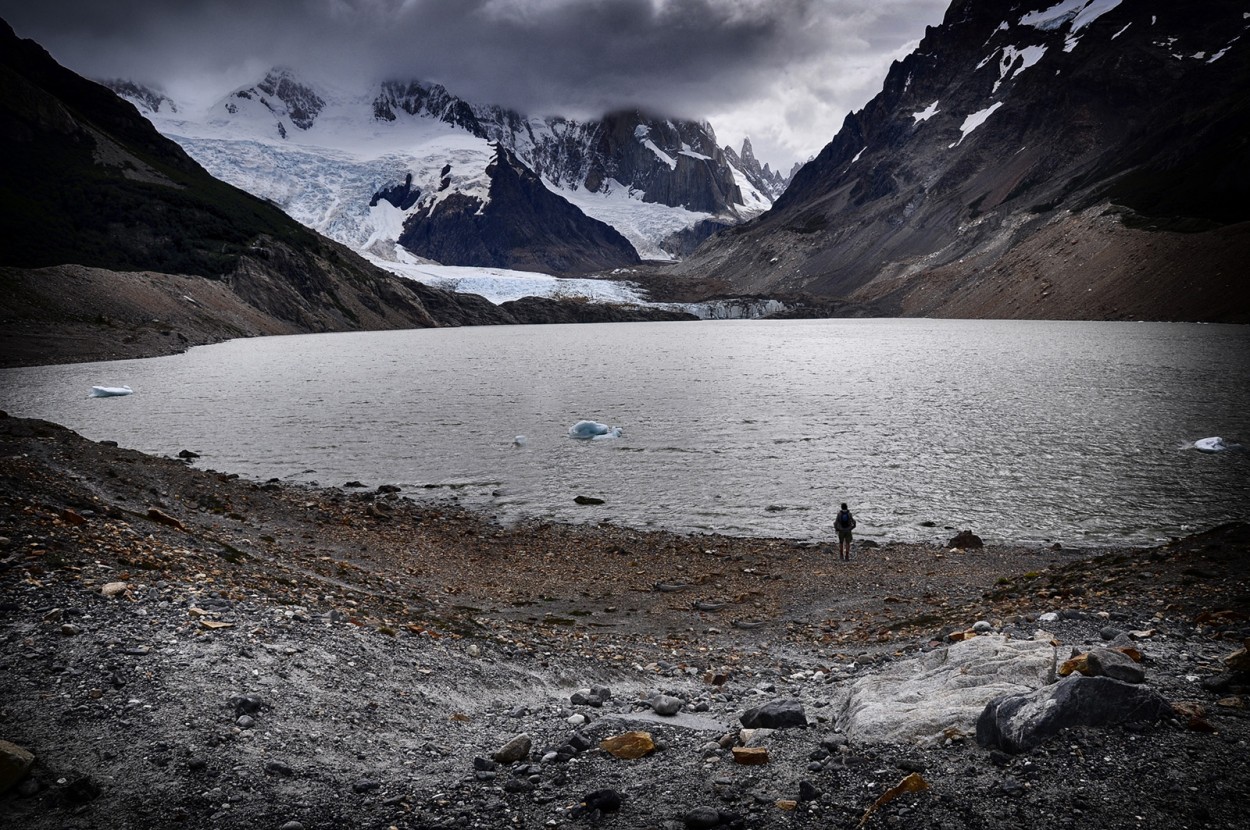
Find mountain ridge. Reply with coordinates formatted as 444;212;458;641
668;0;1250;322
107;72;787;270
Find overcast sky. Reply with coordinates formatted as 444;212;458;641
0;0;950;171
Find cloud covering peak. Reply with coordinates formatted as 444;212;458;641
0;0;948;169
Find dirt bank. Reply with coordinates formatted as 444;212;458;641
1;415;1247;829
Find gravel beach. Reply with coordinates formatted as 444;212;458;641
1;413;1247;830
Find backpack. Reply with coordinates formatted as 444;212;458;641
837;510;855;530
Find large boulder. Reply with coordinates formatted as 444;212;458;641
976;675;1173;754
739;699;807;729
0;740;34;793
830;635;1056;745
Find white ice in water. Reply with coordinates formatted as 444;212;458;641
568;420;622;440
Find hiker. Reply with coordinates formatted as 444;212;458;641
834;502;857;560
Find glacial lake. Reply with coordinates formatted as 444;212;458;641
2;319;1247;548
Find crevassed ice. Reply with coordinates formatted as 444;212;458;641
1019;0;1122;33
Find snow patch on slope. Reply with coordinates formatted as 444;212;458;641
552;178;713;261
993;45;1048;92
635;125;677;170
950;102;1005;148
913;100;941;123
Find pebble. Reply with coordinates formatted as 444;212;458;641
973;620;993;633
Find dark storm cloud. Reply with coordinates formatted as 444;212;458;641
0;0;950;166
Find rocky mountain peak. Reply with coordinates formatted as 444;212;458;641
253;67;325;131
102;79;177;115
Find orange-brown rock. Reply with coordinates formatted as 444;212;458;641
146;507;185;530
1059;654;1091;677
1224;646;1250;672
599;731;655;760
731;746;769;765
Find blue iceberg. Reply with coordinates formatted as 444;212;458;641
568;420;623;440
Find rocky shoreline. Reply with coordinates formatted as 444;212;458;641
1;414;1248;829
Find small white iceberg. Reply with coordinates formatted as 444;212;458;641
1194;436;1227;453
568;420;623;440
90;385;133;398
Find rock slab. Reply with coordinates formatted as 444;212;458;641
830;635;1056;745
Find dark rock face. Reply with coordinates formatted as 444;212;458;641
373;80;489;135
672;0;1250;322
976;676;1173;754
370;173;421;211
254;69;324;131
397;145;641;274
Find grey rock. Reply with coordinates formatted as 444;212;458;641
279;822;305;830
652;694;685;716
976;676;1173;754
740;698;807;729
264;761;293;777
1099;626;1124;641
352;779;380;793
973;620;993;633
231;694;264;716
571;690;604;707
1086;648;1147;684
492;733;532;764
684;806;723;829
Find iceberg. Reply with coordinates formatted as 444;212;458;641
1194;437;1227;453
90;385;133;397
568;420;623;440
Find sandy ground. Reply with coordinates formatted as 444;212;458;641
1;414;1248;829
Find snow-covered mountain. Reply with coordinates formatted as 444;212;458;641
110;70;781;274
669;0;1250;322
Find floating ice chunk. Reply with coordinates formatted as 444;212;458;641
1193;437;1227;453
90;385;133;397
512;435;527;448
568;420;623;440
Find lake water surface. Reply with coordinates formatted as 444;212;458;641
2;319;1247;547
